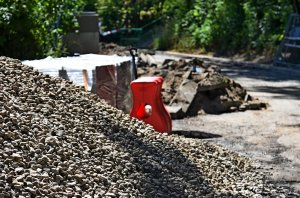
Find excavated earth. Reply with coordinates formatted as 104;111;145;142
100;42;266;116
0;56;298;197
137;57;268;116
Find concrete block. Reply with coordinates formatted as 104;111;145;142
165;105;185;119
170;79;198;114
78;12;99;32
65;32;99;54
78;32;99;54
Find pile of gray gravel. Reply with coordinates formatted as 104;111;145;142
0;56;296;197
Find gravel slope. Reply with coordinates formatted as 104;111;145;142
0;56;296;197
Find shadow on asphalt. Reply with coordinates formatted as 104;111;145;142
222;66;300;99
253;86;300;100
281;123;300;128
172;130;222;139
222;66;300;82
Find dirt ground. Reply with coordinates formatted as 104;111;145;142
153;52;300;192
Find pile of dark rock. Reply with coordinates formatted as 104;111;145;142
138;57;268;118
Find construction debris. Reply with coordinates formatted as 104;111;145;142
138;57;268;118
99;43;130;56
0;56;294;197
98;43;267;118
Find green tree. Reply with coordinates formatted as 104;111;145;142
0;0;84;59
242;0;292;52
96;0;164;30
95;0;292;54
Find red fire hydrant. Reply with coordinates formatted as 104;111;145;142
130;76;172;133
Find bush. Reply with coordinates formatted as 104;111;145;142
96;0;292;54
178;0;292;55
0;0;84;59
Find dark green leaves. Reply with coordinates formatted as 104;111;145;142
0;0;85;59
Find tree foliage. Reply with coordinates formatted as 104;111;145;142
0;0;293;58
96;0;292;54
0;0;84;59
96;0;165;30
